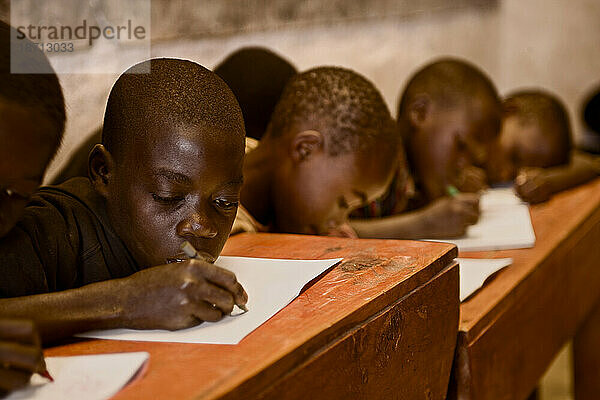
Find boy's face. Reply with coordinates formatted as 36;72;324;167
272;146;394;235
410;96;500;200
0;101;56;238
102;123;244;267
487;115;564;183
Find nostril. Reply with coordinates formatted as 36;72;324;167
177;216;218;239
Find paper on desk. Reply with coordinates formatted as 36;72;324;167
428;187;536;251
5;352;149;400
458;258;512;301
77;256;341;345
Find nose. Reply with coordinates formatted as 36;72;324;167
176;212;218;239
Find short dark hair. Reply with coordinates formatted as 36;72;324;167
503;89;572;165
0;19;65;152
397;57;499;119
102;58;245;160
214;47;297;140
265;66;398;156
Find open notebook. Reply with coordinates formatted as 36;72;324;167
427;187;536;251
6;352;149;400
77;256;342;345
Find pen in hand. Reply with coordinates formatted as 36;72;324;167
446;184;460;197
180;241;249;313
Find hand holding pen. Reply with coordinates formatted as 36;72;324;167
180;241;248;313
114;244;248;331
0;319;52;395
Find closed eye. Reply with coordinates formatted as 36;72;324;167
152;193;185;204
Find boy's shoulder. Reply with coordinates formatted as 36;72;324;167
26;177;116;243
0;177;138;298
35;177;102;212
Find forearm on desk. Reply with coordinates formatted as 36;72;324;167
544;153;600;194
350;210;429;239
0;279;127;344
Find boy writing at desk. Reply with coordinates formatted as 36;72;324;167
0;58;247;341
234;66;400;237
350;58;502;239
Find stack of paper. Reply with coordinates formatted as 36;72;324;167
78;256;342;345
428;187;536;251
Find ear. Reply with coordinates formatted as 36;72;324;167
88;144;114;198
408;93;432;127
290;130;324;163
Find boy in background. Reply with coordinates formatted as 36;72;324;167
235;66;399;237
351;58;501;239
488;89;600;203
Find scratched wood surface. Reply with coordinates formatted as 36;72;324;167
46;234;458;400
450;178;600;400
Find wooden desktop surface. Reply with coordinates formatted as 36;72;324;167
46;234;459;400
451;178;600;400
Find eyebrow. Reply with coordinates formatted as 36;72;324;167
154;169;192;185
352;189;368;204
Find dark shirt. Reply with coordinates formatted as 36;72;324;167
0;177;139;298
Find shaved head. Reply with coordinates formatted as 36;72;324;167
503;89;572;166
266;66;398;157
215;47;297;140
102;58;245;161
398;57;499;120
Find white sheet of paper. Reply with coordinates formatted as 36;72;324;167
5;352;149;400
427;187;536;251
77;256;341;345
458;257;512;301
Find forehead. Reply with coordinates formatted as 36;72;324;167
502;116;558;165
124;122;245;178
466;95;501;137
0;101;56;180
336;148;396;195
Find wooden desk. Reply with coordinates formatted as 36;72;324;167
450;178;600;400
47;234;459;399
